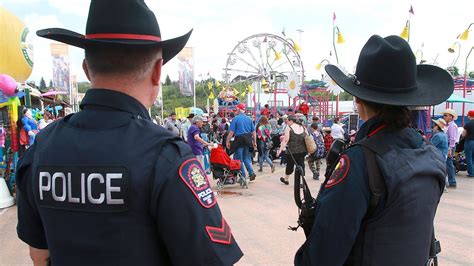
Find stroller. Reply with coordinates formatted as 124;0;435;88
454;138;468;173
454;151;467;173
269;134;282;161
210;144;247;192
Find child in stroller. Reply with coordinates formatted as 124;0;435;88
210;144;247;192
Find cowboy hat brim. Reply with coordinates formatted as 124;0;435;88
325;64;453;106
432;119;446;129
37;28;192;65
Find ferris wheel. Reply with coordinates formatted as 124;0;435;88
223;33;304;99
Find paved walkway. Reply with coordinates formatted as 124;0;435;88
0;161;473;265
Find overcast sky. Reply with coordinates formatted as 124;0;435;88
1;0;473;84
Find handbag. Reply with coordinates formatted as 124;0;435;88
304;130;317;154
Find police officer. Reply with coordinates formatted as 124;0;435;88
16;1;243;265
294;35;453;265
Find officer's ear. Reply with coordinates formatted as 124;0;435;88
151;58;163;86
82;59;91;81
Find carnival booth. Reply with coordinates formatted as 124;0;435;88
0;7;35;205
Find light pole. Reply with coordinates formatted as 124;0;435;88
457;22;474;125
332;26;344;65
459;23;474;41
316;59;330;71
448;42;461;66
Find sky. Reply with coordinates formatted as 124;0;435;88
1;0;473;84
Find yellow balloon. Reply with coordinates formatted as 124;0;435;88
0;7;34;82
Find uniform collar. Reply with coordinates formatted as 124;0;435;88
354;116;385;142
80;89;150;120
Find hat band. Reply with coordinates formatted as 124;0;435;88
350;74;417;93
85;33;161;42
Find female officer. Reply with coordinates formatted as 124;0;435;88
294;35;453;265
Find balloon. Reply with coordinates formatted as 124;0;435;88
0;74;18;96
0;7;34;82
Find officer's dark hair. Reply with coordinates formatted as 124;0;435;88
361;100;411;130
85;46;162;81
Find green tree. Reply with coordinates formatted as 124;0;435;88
165;75;171;86
447;66;459;76
77;82;91;93
39;77;47;91
469;71;474;79
49;79;53;88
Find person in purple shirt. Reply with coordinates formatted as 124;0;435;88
442;109;459;188
187;116;211;167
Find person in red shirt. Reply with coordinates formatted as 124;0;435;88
298;101;309;116
323;127;334;153
261;104;270;116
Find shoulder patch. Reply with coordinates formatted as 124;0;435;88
325;154;350;188
179;158;216;208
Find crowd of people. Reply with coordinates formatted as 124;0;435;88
158;104;474;194
157;103;359;186
430;108;474;191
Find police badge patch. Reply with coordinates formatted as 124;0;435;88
179;158;216;208
325;155;350;188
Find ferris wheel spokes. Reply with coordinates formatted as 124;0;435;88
233;54;260;72
224;68;259;75
244;43;264;73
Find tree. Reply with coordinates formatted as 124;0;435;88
77;82;91;93
469;71;474;79
165;75;171;86
39;77;47;91
49;79;53;88
447;66;460;77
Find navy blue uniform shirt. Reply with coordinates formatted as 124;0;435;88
295;116;444;265
294;117;381;265
16;89;243;266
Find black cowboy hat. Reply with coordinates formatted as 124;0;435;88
325;35;453;106
36;0;192;65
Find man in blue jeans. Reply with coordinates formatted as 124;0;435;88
226;103;257;182
443;109;459;187
463;110;474;177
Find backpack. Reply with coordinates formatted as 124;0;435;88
312;132;325;159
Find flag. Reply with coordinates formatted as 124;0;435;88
207;81;213;90
409;5;414;15
208;91;215;100
247;84;254;93
215;80;221;87
333;12;336;21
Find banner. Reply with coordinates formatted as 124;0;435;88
50;43;70;92
177;47;194;96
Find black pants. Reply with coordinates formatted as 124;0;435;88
285;152;306;176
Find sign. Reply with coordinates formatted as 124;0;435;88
50;43;70;93
177;47;194;97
